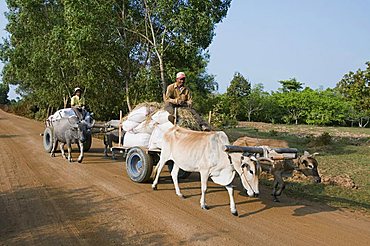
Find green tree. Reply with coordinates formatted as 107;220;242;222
278;78;303;92
0;82;9;104
226;72;251;120
336;62;370;127
244;83;269;121
302;88;351;125
273;90;306;124
120;0;231;97
1;0;229;120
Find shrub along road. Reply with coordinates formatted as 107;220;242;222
0;109;369;245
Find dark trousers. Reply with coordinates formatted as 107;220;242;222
72;107;85;120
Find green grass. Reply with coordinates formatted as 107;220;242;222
225;123;370;213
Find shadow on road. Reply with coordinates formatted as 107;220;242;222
150;171;345;218
0;186;170;245
0;134;20;139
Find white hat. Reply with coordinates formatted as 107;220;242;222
74;87;82;94
176;72;186;79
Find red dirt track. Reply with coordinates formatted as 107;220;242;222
1;109;369;245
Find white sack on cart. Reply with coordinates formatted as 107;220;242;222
151;110;170;124
148;126;164;150
122;120;140;132
48;108;76;122
127;106;148;123
132;120;155;134
51;108;75;120
123;132;151;148
157;121;174;132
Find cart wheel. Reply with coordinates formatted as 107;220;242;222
167;162;191;179
83;132;92;152
43;127;54;153
126;147;153;183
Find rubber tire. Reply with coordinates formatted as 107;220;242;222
83;132;92;152
126;147;153;183
167;162;191;179
43;127;54;153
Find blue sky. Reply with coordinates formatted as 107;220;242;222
207;0;370;92
1;0;370;98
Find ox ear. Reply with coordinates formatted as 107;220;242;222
303;150;310;156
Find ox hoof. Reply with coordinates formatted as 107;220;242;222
231;210;238;216
77;158;83;163
201;205;209;210
152;185;157;190
178;194;186;199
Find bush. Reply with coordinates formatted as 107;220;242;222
311;132;332;146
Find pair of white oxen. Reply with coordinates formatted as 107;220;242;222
151;126;263;217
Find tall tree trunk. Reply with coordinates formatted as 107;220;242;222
126;79;132;112
158;55;166;101
63;95;68;108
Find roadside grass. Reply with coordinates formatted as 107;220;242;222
225;123;370;213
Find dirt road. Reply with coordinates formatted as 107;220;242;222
1;109;369;246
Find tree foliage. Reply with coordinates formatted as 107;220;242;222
336;62;370;127
226;72;251;120
278;78;303;92
0;82;10;104
0;0;230;120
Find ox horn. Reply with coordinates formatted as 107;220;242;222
257;157;274;163
87;119;95;128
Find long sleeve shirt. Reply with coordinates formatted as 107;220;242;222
165;83;192;105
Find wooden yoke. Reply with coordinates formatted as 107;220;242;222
224;145;298;159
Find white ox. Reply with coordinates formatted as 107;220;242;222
152;126;261;216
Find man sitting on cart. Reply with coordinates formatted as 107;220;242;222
164;72;210;131
71;87;86;120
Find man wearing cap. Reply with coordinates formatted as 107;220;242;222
71;87;85;120
164;72;192;115
165;72;210;130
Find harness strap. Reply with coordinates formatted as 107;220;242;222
227;153;235;171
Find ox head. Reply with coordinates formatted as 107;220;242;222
230;153;261;197
296;151;321;183
68;117;94;143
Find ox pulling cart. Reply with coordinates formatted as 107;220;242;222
42;108;94;154
109;107;299;183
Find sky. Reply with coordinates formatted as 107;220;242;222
207;0;370;93
1;0;370;98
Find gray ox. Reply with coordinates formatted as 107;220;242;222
233;136;321;202
50;116;93;163
152;126;262;216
